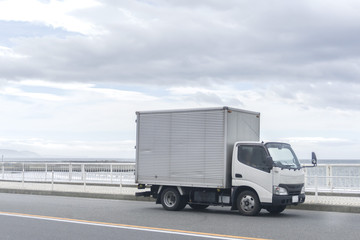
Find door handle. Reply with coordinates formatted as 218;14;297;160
235;173;242;178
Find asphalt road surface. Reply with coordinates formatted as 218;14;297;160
0;193;359;240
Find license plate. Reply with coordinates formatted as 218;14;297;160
292;195;299;203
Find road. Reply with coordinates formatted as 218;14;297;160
0;193;359;240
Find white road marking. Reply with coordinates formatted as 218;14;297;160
0;211;270;240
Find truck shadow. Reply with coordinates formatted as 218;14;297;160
147;206;308;219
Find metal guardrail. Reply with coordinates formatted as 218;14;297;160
305;175;360;193
1;162;359;194
304;164;360;194
0;162;136;189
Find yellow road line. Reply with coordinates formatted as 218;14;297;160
0;211;271;240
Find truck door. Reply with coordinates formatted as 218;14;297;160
232;144;273;203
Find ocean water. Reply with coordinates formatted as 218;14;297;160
299;159;360;164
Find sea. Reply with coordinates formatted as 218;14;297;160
299;159;360;165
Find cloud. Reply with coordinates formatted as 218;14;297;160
0;86;65;101
0;1;360;158
0;81;161;137
0;0;359;89
277;136;359;160
0;46;27;58
0;137;135;158
0;20;81;47
269;81;360;111
0;79;359;158
0;0;102;35
282;137;350;144
168;86;244;106
16;79;94;90
13;80;158;101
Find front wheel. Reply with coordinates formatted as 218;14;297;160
236;190;261;216
265;205;286;214
160;188;186;211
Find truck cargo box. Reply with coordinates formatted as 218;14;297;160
135;107;260;188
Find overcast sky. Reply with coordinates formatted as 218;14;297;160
0;0;359;159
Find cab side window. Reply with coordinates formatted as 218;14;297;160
238;145;269;172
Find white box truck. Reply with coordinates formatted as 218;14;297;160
135;107;317;216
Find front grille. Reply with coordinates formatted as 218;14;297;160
279;184;303;195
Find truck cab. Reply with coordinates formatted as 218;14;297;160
232;141;306;215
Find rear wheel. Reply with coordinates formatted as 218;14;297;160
160;188;186;211
265;205;286;214
236;190;261;216
189;204;209;210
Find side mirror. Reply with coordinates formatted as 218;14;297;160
311;152;317;166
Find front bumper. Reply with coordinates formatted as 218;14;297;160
272;194;305;206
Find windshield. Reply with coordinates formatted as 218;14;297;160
265;143;301;169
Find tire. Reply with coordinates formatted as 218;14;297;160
189;204;209;210
265;205;286;214
236;190;261;216
160;188;185;211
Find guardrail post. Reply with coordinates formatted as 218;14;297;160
120;170;123;189
45;163;48;182
315;175;318;202
359;166;360;192
69;163;72;182
83;171;86;191
51;170;54;191
81;164;84;181
2;162;4;180
82;164;86;191
304;168;307;190
110;164;113;184
22;162;25;188
327;165;333;192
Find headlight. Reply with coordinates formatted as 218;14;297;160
273;186;288;195
301;186;305;194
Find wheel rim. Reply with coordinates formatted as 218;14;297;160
240;195;255;212
163;191;177;207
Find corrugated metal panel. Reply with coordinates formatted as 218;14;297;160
136;107;260;188
226;110;260;144
137;109;226;188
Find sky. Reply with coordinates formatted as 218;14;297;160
0;0;359;159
